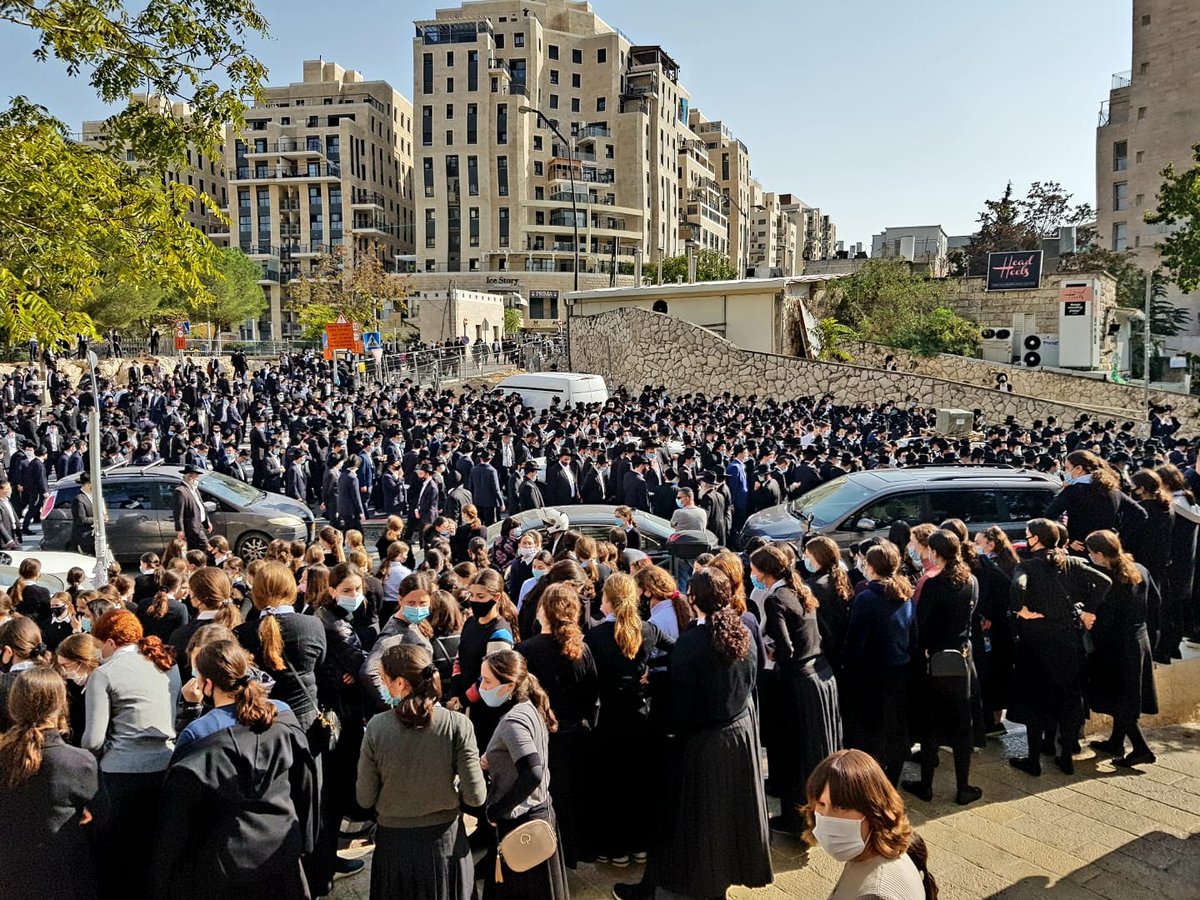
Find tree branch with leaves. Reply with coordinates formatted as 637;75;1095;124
289;245;411;339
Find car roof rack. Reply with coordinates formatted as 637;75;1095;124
137;459;166;477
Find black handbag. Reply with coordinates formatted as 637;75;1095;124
283;655;341;754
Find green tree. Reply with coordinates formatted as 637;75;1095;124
504;307;523;334
813;318;857;362
828;258;951;339
1127;273;1191;379
1145;143;1200;292
290;245;410;339
1060;239;1148;309
657;249;737;283
190;247;267;349
0;0;268;343
889;307;981;358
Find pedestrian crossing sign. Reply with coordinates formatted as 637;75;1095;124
362;331;382;351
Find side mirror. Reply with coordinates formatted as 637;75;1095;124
203;501;218;514
855;517;877;533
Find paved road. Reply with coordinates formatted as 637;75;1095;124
331;722;1200;900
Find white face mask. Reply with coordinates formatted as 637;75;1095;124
813;812;867;862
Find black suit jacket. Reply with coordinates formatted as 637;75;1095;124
469;463;504;508
518;478;545;511
70;490;95;552
544;461;580;507
580;462;606;504
172;483;207;542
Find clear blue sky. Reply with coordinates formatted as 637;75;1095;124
0;0;1132;245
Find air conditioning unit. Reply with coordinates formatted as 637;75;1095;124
936;408;974;436
980;326;1014;364
1022;334;1060;368
1011;314;1036;360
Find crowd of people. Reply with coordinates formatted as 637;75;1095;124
0;346;1194;900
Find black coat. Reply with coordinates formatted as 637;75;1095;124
806;571;851;675
468;463;504;509
544;461;580;507
1043;482;1148;543
1085;564;1158;720
579;462;606;504
518;477;545;511
0;731;106;900
622;470;651;512
235;613;327;733
915;572;976;656
152;711;318;900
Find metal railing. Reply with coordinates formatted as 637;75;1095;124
373;336;567;389
1112;70;1132;90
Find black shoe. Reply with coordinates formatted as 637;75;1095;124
769;814;804;836
1089;739;1124;756
1114;751;1157;768
901;779;933;802
1056;754;1075;775
334;857;365;879
1009;757;1042;777
956;785;983;806
612;882;652;900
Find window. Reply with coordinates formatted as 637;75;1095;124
571;72;581;88
447;77;455;92
1142;13;1151;24
605;144;614;159
535;211;545;224
497;103;508;144
534;161;543;175
446;130;454;145
596;97;606;112
495;33;504;49
467;50;479;91
491;77;498;93
1136;150;1145;163
421;106;433;146
1138;106;1148;120
238;188;251;208
467;103;478;144
423;158;434;197
549;45;559;60
597;48;607;63
446;103;454;119
926;490;1000;526
497;156;509;196
1113;221;1128;251
533;135;543;151
469;208;479;246
1136;193;1145;206
499;208;509;247
467;155;479;195
572;48;582;64
1113;181;1128;211
514;32;524;48
550;69;559;85
571;98;580;113
425;209;436;248
1139;62;1149;75
446;51;454;66
422;53;434;94
549;94;559;110
1000;490;1051;523
1113;140;1127;171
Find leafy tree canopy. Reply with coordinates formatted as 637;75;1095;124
1145;142;1200;293
290;246;411;340
657;249;737;284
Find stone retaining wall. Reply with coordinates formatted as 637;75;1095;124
570;308;1141;429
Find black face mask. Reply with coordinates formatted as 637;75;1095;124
201;689;216;710
469;599;496;618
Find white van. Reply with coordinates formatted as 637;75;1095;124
495;372;609;412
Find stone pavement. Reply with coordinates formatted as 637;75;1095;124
332;722;1200;900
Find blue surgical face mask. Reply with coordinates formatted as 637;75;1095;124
531;568;547;581
438;530;451;538
80;617;92;633
675;499;684;509
908;547;923;567
377;682;398;707
1063;471;1074;485
403;605;430;624
750;576;766;592
479;682;512;708
337;594;365;613
613;516;624;527
803;557;819;574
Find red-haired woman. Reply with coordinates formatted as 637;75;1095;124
85;609;181;900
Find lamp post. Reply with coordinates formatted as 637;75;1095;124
85;351;111;586
1144;270;1155;417
517;105;580;293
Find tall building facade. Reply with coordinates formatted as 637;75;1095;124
222;60;414;340
688;109;755;276
82;94;229;246
1097;0;1200;270
411;0;700;324
747;189;800;276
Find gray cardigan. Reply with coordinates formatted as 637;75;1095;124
82;646;181;773
356;705;486;828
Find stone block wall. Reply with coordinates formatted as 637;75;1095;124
947;272;1118;338
570;308;1139;429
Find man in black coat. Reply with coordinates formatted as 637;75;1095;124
70;472;97;555
697;472;729;547
284;448;308;502
337;456;366;532
468;451;505;525
517;461;545;511
7;442;29;521
544;448;580;507
622;456;652;513
249;417;269;487
579;443;607;504
0;481;21;548
20;444;49;533
172;464;211;551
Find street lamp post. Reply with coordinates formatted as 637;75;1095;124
85;351;111;586
517;106;580;293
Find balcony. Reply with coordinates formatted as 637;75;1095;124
243;140;324;157
233;163;342;181
509;83;529;97
279;199;300;211
288;243;329;257
1112;69;1132;90
1098;100;1112;127
242;243;279;258
257;261;281;284
576;124;611;140
554;145;597;162
351;189;386;209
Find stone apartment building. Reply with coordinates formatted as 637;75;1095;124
688;108;756;275
221;60;414;340
410;0;705;326
747;189;801;276
1096;0;1200;348
82;94;230;247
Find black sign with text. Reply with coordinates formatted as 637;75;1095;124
986;251;1043;291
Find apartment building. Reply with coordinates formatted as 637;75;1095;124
82;94;230;246
411;0;702;326
870;225;949;275
677;133;728;256
222;60;414;340
688;108;755;276
746;188;801;277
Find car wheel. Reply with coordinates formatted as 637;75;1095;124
236;531;271;561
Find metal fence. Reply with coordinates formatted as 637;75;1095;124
372;336;566;389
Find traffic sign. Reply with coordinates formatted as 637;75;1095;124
362;331;382;352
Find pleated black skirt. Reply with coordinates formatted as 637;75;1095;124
370;818;474;900
654;709;773;897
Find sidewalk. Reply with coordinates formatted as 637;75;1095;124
331;722;1200;900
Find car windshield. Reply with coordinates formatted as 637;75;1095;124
199;472;262;508
789;477;875;527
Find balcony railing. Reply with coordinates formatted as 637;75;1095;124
554;145;597;162
576;124;611;139
351;189;386;207
1098;100;1111;127
1112;69;1132;90
241;243;279;258
245;140;324;155
509;83;529;97
234;163;342;180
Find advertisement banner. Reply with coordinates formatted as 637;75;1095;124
986;251;1043;291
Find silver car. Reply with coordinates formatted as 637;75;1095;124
41;465;315;563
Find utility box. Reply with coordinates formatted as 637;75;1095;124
936;408;974;436
1058;280;1102;369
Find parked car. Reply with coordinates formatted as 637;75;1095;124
40;465;314;564
0;550;98;592
494;373;609;412
486;505;716;568
740;466;1060;548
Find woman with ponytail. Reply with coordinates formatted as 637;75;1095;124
649;566;771;900
751;544;842;834
153;640;317;900
0;616;53;729
357;644;486;900
479;648;570;900
518;582;599;868
85;609;180;900
135;567;188;643
168;566;242;679
0;668;105;900
1084;530;1159;768
803;536;854;677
